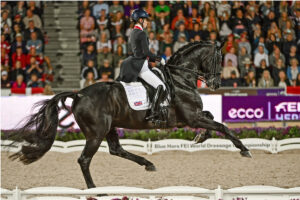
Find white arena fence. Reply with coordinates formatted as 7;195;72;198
2;138;300;155
1;185;300;200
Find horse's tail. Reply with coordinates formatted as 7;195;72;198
7;92;77;164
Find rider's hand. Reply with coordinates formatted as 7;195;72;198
160;58;166;66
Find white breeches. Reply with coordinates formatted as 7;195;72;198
138;60;166;90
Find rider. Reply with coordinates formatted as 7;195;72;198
118;8;167;122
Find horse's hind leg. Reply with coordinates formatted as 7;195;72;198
106;128;156;171
194;111;213;143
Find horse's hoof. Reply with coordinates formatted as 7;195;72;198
240;150;252;158
96;193;108;197
145;164;156;171
194;132;211;144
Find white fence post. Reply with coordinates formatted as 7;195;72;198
271;137;278;154
12;187;21;200
215;185;223;200
147;138;152;155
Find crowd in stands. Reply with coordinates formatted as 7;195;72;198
1;1;54;90
78;0;300;89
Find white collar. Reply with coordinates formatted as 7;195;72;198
134;24;143;31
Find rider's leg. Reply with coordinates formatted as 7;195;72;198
138;60;166;121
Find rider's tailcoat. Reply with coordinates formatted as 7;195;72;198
118;26;161;83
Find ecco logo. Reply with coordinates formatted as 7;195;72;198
228;108;264;119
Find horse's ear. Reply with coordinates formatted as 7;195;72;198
216;39;225;50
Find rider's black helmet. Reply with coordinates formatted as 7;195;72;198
131;8;149;22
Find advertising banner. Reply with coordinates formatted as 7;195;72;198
222;96;300;122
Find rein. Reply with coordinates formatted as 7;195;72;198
165;63;220;83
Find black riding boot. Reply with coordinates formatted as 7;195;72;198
145;85;165;123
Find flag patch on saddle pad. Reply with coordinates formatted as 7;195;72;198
134;101;143;106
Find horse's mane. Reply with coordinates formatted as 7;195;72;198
167;41;214;65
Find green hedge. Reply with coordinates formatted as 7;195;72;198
53;126;300;142
2;126;299;142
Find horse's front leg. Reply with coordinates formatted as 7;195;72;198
192;110;252;158
194;110;213;143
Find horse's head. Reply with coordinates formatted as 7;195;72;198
167;41;223;91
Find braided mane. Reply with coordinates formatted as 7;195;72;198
167;41;214;65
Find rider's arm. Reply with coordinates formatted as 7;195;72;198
139;31;161;63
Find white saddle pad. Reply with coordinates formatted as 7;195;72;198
120;81;151;110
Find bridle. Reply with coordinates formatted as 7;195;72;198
165;48;221;84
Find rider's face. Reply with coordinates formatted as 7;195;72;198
142;18;148;29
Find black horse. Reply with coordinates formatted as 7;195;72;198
8;41;251;189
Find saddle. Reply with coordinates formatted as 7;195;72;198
120;67;171;112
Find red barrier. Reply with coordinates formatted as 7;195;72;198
286;86;300;95
11;88;44;95
11;88;26;94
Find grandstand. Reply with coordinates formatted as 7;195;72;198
1;1;300;95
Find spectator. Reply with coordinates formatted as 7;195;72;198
253;36;269;55
223;59;240;79
1;11;12;29
282;21;296;41
24;20;43;42
189;23;203;41
12;22;24;40
12;74;26;89
81;60;98;80
224;47;237;67
83;71;96;88
111;11;124;28
287;58;300;84
98;72;113;82
155;1;170;22
296;73;300;86
238;47;252;71
244;70;256;87
27;73;43;88
282;32;296;58
262;10;276;34
254;45;269;67
148;31;159;55
113;45;125;71
277;70;290;88
43;84;55;95
158;23;173;41
113;36;127;54
10;60;26;82
93;0;109;19
203;9;219;31
97;18;110;39
80;9;96;43
173;33;188;53
256;59;270;82
174;23;189;42
12;47;27;69
12;1;26;18
222;33;238;55
286;45;300;66
11;33;27;53
238;33;251;55
78;0;91;18
1;34;10;54
272;58;286;85
1;47;9;71
160;33;173;54
162;46;172;62
187;7;202;31
109;1;124;18
144;1;155;21
26;56;43;78
26;46;44;66
171;9;188;30
26;31;43;54
27;1;42;17
1;71;11;89
217;1;231;18
200;2;213;18
97;32;111;53
258;70;274;88
269;48;286;67
124;1;139;19
240;58;255;79
83;44;97;66
1;1;12;17
23;9;42;29
224;70;242;87
97;46;113;69
279;12;293;31
111;23;124;39
98;59;114;79
219;10;232;39
2;23;11;41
